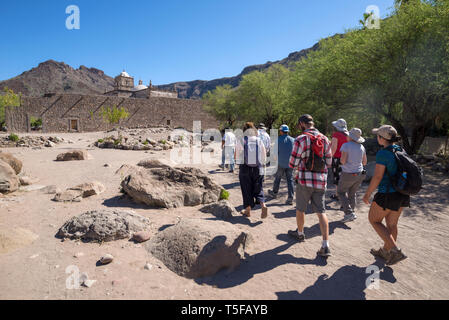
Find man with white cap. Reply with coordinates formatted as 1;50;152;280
338;128;368;222
268;124;295;204
330;119;349;201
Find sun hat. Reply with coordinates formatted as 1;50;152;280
348;128;365;144
332;119;348;133
279;124;290;133
258;123;267;130
372;125;398;141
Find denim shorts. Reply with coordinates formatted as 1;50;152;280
296;183;325;214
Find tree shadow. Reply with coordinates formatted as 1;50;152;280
195;233;327;289
275;260;396;300
304;221;352;239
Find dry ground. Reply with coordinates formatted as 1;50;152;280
1;131;448;300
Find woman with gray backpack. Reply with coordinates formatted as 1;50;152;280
236;122;268;219
363;125;422;266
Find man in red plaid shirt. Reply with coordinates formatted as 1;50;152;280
288;114;333;257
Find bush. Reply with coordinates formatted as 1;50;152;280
143;140;149;145
8;133;19;142
97;139;104;143
219;189;230;201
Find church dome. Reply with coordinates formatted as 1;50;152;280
134;80;148;91
119;71;131;78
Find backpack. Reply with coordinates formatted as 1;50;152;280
243;136;260;167
303;131;327;172
386;147;423;195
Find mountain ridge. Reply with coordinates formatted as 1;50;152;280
0;40;322;99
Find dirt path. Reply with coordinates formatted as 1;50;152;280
1;131;448;300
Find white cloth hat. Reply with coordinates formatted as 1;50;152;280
332;119;348;133
349;128;365;144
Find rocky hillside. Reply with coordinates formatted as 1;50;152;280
0;60;115;97
0;40;322;99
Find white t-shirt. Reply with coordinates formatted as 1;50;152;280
223;131;236;147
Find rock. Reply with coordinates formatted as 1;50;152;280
0;227;39;254
364;162;376;182
0;153;22;174
137;159;171;170
121;165;222;209
45;140;56;148
57;209;151;242
20;184;46;192
432;163;445;172
69;181;106;198
200;200;237;220
100;254;114;265
201;147;214;153
41;185;60;194
147;218;251;279
82;279;97;288
0;160;20;194
53;189;83;202
104;164;110;167
133;231;151;243
152;146;163;152
74;252;84;258
56;150;89;161
144;263;153;270
19;176;39;186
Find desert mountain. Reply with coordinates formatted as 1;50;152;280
0;41;320;99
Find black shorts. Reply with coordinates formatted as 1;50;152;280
373;192;410;211
331;158;342;185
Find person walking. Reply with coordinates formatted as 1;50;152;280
362;125;409;266
220;127;236;173
338;128;367;223
268;125;295;205
288;114;333;257
257;123;271;154
330;119;349;201
236;122;268;219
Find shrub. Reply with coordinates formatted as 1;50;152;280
8;133;19;142
219;189;230;201
97;139;104;143
143;140;149;145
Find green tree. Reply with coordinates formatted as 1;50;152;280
288;0;449;154
99;105;130;138
0;87;21;129
203;85;240;127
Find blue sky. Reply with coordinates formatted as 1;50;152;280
0;0;395;84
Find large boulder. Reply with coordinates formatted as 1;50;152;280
0;160;20;194
57;210;151;242
56;150;89;161
200;200;237;220
0;153;22;174
137;159;171;170
147;218;251;279
121;165;222;208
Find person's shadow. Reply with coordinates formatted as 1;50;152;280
195;233;328;288
275;259;396;300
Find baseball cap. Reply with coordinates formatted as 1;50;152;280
372;125;398;141
279;125;290;133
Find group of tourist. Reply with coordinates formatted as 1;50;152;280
219;114;409;266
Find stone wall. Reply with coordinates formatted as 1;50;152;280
5;94;219;133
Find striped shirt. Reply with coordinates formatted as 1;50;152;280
289;128;332;190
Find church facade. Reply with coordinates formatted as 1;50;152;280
104;71;178;99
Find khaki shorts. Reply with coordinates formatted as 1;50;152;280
296;183;326;214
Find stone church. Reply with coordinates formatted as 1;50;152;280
104;71;178;99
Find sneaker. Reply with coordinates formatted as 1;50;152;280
288;229;305;242
342;213;357;223
229;170;234;173
268;190;277;199
330;194;339;201
370;247;390;261
218;165;224;169
386;248;407;266
317;246;332;257
286;198;293;205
